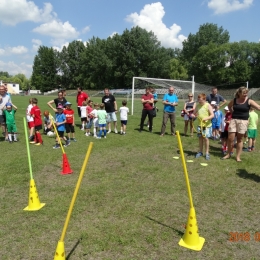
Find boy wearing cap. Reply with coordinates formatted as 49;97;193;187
53;105;70;149
2;102;18;143
63;102;76;142
30;98;43;145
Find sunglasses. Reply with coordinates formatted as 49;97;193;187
188;96;193;97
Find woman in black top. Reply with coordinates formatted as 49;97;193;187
183;93;196;136
222;86;260;161
47;91;67;112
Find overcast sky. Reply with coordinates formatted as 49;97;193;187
0;0;258;78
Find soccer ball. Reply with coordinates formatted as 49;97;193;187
47;131;55;137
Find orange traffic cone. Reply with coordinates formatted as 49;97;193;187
179;207;205;251
61;154;73;175
24;179;45;211
53;241;65;260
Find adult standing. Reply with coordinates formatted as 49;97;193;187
160;86;178;136
139;87;154;133
76;87;89;117
0;85;12;141
222;86;260;162
102;88;118;133
206;87;226;107
47;91;67;112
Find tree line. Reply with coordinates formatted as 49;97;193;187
2;23;260;92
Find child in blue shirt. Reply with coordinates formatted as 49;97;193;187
211;103;223;140
53;105;70;149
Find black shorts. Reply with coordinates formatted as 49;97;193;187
0;115;6;125
65;124;75;133
35;125;42;131
81;117;87;122
58;131;64;138
221;130;228;139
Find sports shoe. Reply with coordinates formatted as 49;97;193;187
35;142;43;146
205;154;210;160
30;141;36;144
85;132;90;136
81;127;85;131
53;144;60;149
64;141;70;147
104;136;106;139
96;137;101;139
71;138;77;142
120;131;123;135
123;132;126;135
93;135;97;138
114;129;118;134
195;152;203;158
107;130;111;134
13;139;18;142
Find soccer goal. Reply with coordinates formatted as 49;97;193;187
131;76;212;115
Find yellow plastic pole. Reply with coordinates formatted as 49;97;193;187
60;142;93;242
49;113;65;154
176;131;193;208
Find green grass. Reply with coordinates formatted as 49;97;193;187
0;95;260;259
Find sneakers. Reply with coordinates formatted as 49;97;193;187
104;136;106;139
85;132;90;137
120;131;123;135
123;132;126;135
30;141;36;144
96;137;101;139
64;141;70;147
53;144;60;149
114;129;118;134
71;138;77;142
195;152;203;158
81;127;85;131
205;154;210;160
35;142;43;146
93;135;97;138
107;130;111;134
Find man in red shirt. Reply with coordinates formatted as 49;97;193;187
30;98;43;145
139;87;154;133
76;87;89;118
64;102;76;142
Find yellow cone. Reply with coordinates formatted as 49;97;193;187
179;207;205;251
23;179;45;211
54;241;65;260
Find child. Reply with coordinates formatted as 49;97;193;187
221;106;232;154
245;108;258;152
3;102;18;143
146;87;158;128
85;100;94;136
96;103;107;139
119;100;129;135
43;110;53;134
30;98;43;146
90;103;99;138
191;93;214;160
26;98;34;141
63;102;76;141
211;102;222;140
80;101;87;130
53;105;70;149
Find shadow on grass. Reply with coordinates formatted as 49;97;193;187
66;238;81;260
236;169;260;183
145;216;184;236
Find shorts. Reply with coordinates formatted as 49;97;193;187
212;123;220;130
58;131;64;138
107;112;117;123
65;123;75;133
86;118;93;129
81;117;87;122
35;125;42;131
27;121;35;129
7;123;17;133
197;126;212;138
99;123;106;128
228;119;248;134
247;129;257;139
93;118;99;128
0;115;6;125
121;120;128;125
221;130;228;139
184;114;193;121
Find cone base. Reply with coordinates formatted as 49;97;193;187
179;236;205;251
54;240;66;260
60;170;73;175
23;203;46;211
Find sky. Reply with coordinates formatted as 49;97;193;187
0;0;259;78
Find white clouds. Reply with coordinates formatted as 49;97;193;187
0;60;32;77
32;39;42;52
208;0;254;14
0;0;55;26
0;46;28;56
126;2;186;48
82;26;90;34
32;20;80;44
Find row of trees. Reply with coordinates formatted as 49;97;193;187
0;72;30;90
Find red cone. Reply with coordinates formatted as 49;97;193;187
61;154;73;175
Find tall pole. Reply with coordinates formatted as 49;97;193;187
131;77;135;115
191;76;195;96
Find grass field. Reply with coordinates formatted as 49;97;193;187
0;95;260;260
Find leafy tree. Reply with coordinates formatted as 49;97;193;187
169;58;188;80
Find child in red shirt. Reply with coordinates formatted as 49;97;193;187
63;102;76;142
85;100;94;136
30;98;43;145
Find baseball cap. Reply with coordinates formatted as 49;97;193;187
224;106;229;111
6;102;12;107
57;104;63;109
210;101;217;105
65;102;72;105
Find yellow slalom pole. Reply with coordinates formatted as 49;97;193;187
54;142;93;260
176;131;205;251
176;131;193;208
49;113;65;154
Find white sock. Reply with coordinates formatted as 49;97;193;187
8;134;12;141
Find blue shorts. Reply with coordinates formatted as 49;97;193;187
107;112;117;123
99;124;106;128
212;122;220;129
197;126;212;138
86;118;93;129
121;120;127;125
